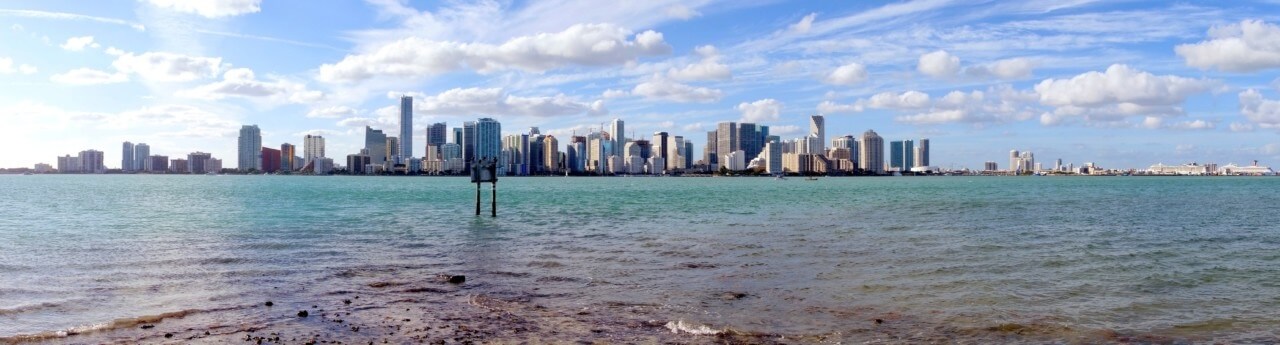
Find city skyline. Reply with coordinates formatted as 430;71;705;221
4;1;1280;169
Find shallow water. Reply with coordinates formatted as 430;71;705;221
1;175;1278;343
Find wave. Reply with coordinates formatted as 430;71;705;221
664;320;723;335
0;306;240;343
0;302;61;316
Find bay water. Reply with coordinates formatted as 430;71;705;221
1;175;1278;343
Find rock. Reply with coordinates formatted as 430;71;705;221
720;292;748;300
140;325;154;329
437;274;465;284
343;299;352;305
875;319;884;324
298;310;309;317
265;301;273;307
164;333;173;338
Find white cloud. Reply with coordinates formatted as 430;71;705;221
0;57;37;75
180;68;323;104
0;9;145;31
50;68;128;84
736;98;782;123
319;23;671;83
817;100;864;114
145;0;262;18
1034;64;1214;124
867;90;931;109
666;5;701;20
666;45;731;81
60;36;100;51
601;89;629;98
307;106;357;119
790;13;817;34
401;87;606;118
917;50;960;78
893;86;1038;125
1168;119;1215;130
964;57;1034;79
823;62;867;85
769;125;803;136
1176;20;1280;72
632;76;723;103
1239;88;1280;129
112;51;224;82
1230;122;1256;132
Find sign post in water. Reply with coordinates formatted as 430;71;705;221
470;158;498;217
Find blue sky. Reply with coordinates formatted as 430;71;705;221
3;0;1280;170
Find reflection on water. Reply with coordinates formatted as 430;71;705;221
1;175;1279;342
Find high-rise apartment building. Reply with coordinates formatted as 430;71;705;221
260;147;280;173
652;132;669;173
188;152;212;174
915;138;930;168
543;135;559;173
715;122;737;166
474;118;501;164
238;125;262;171
122;142;134;172
364;126;387;165
462;121;477;168
399;96;413;159
810;115;825;153
280;143;296;172
304;135;325;163
134;143;149;171
80;150;104;173
859;130;883;174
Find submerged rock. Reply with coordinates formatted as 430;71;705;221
297;310;309;318
437;274;466;284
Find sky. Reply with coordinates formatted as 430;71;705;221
2;0;1280;170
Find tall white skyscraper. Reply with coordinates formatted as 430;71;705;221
121;141;134;172
399;96;413;159
304;135;325;163
238;125;262;171
809;115;825;153
610;118;625;158
859;129;883;174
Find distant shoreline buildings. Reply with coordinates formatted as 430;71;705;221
20;96;1275;177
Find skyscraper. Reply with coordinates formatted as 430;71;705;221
715;122;737;165
304;135;325;163
652;131;669;172
543;135;559;173
386;137;400;163
810;115;825;153
280;143;296;172
738;123;761;160
904;140;914;171
134;143;149;171
189;152;212;174
79;149;104;173
890;141;904;170
238;125;262;171
260;147;280;173
610;118;625;158
860;130;883;174
474;118;501;164
122;142;134;172
462;121;477;168
399;96;413;159
364;126;387;165
704;130;717;167
425;122;447;156
915;138;930;168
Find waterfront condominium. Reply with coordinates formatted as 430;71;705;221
474;118;501;164
425;122;446;155
303;135;325;164
238;125;262;171
860;130;883;174
134;143;149;172
122;142;134;172
399;96;413;160
915;138;930;168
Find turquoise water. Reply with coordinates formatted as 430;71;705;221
1;175;1278;342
